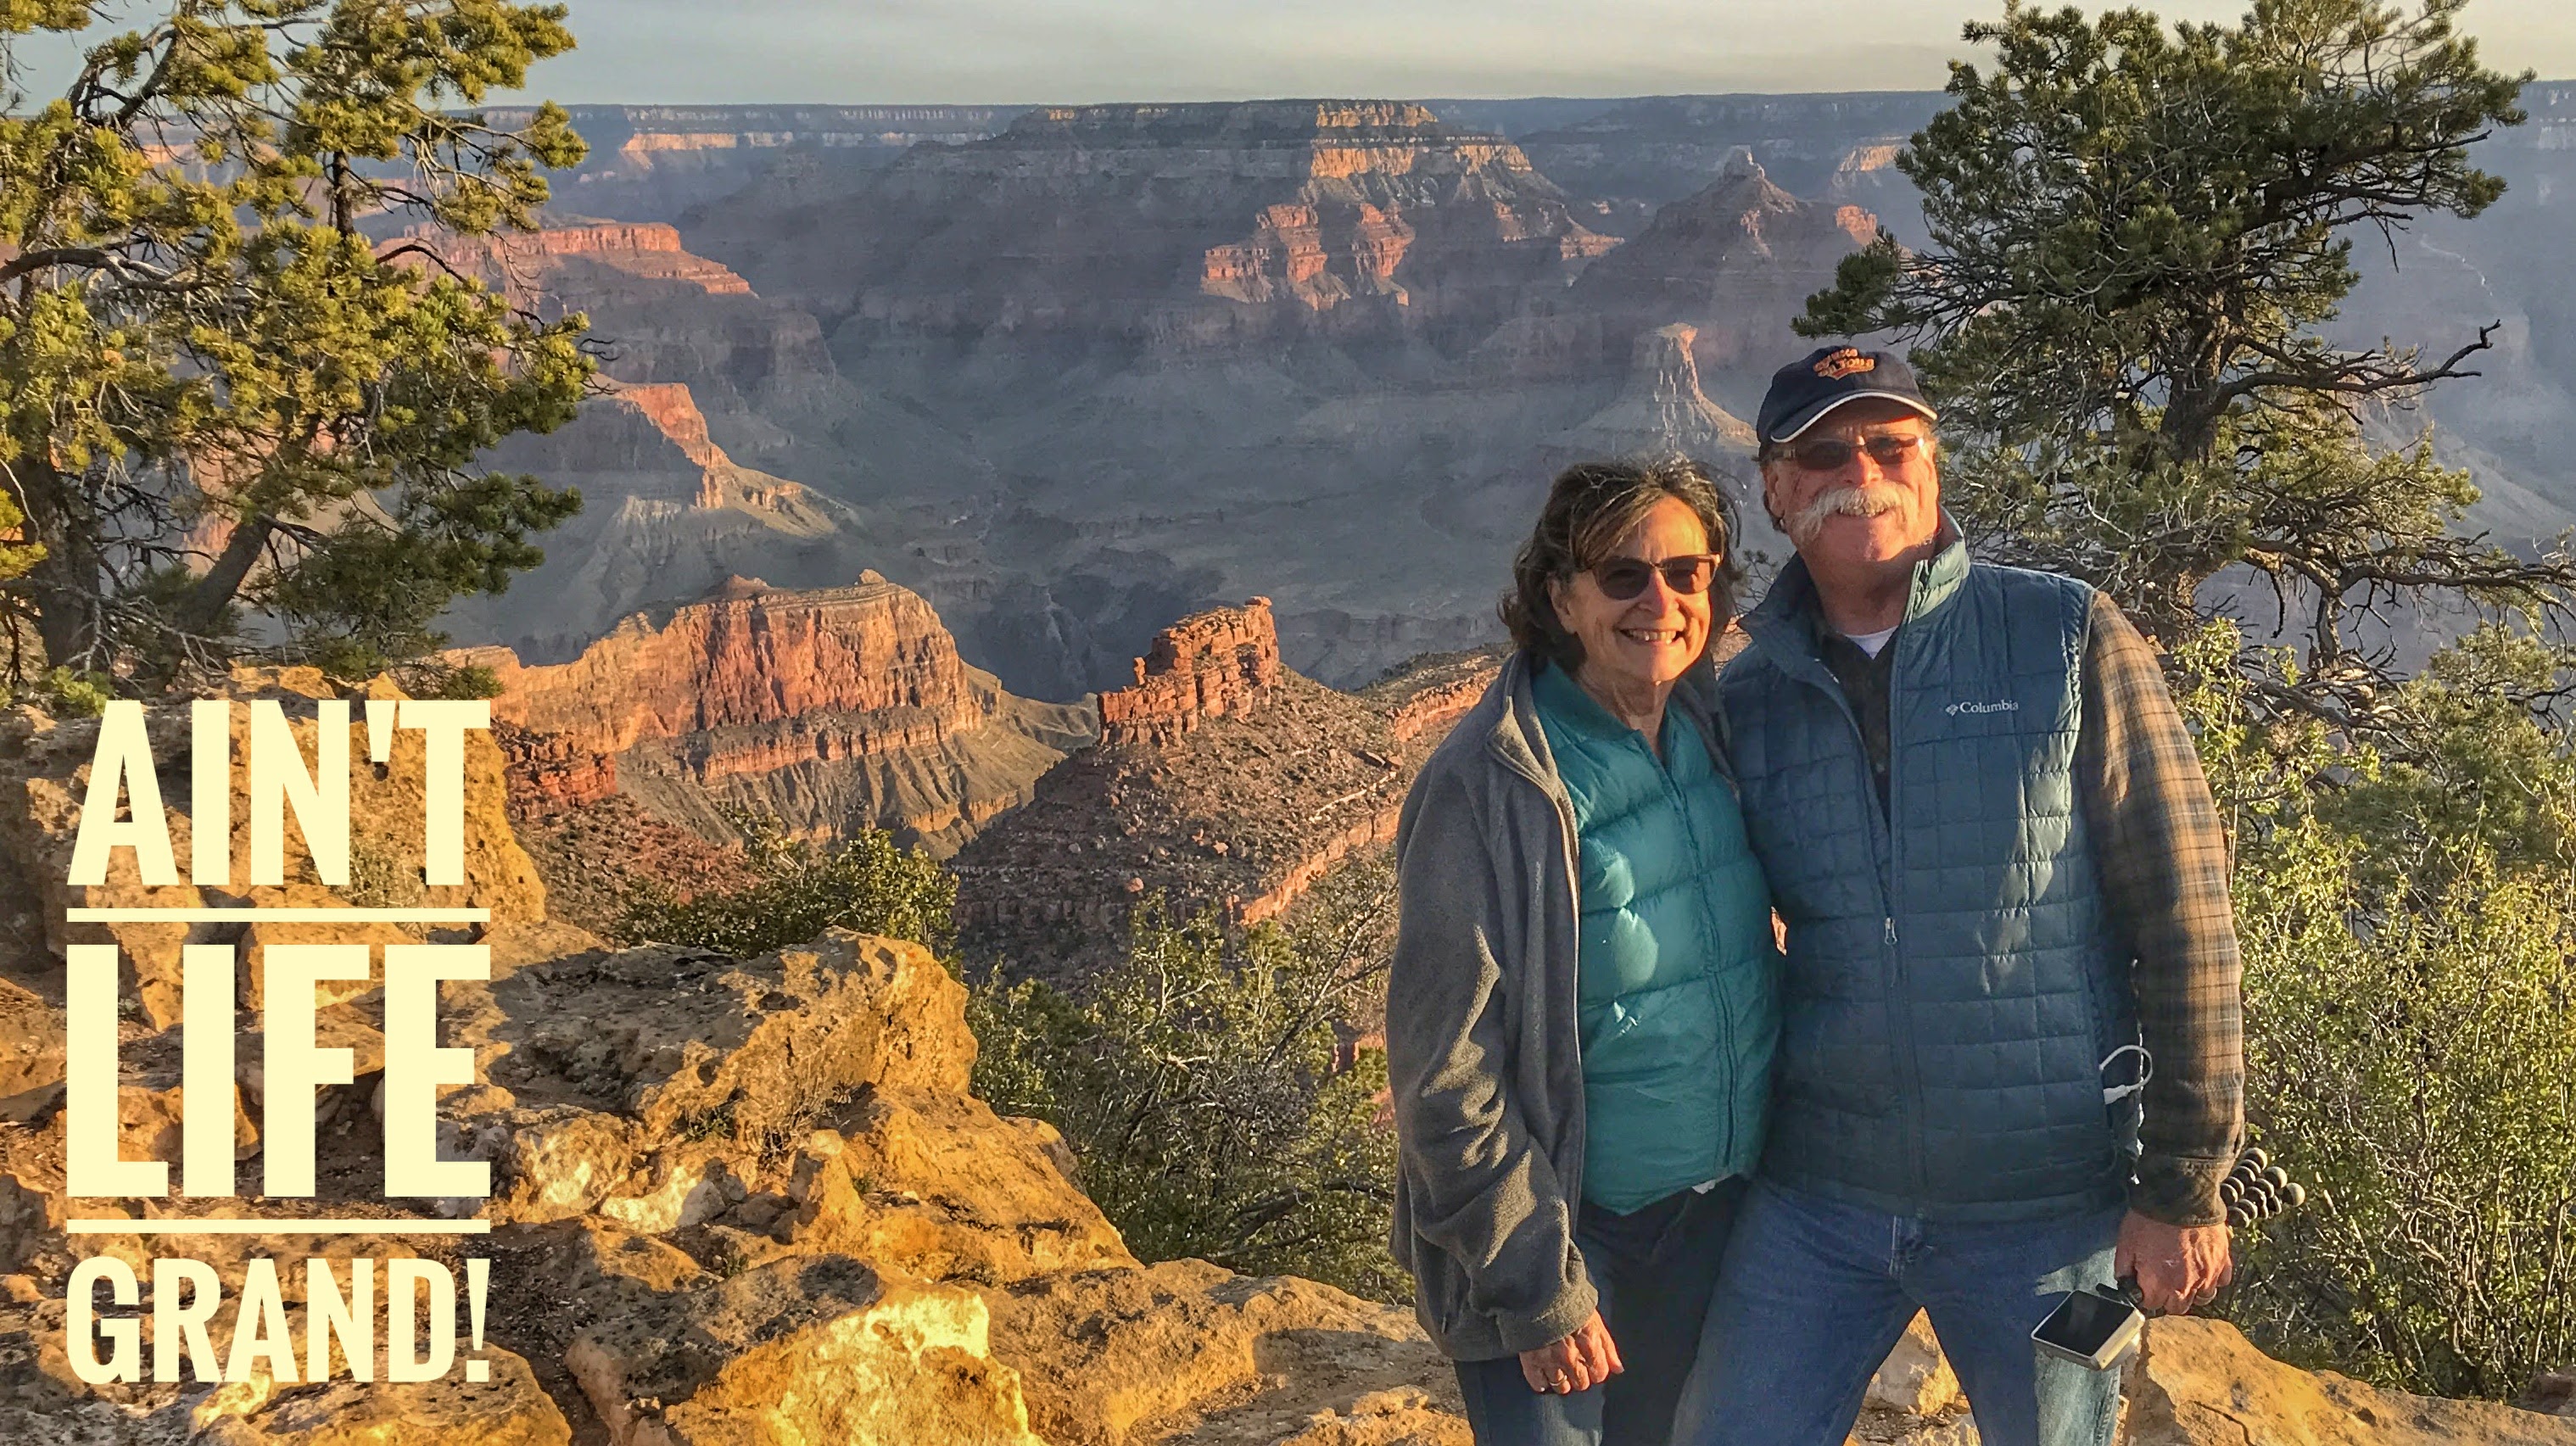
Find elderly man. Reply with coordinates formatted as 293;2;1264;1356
1674;347;2245;1446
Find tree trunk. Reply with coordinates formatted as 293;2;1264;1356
15;460;105;672
177;511;275;636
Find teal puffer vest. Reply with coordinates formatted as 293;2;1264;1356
1534;663;1780;1214
1719;541;2137;1221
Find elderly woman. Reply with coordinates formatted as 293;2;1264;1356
1387;458;1780;1446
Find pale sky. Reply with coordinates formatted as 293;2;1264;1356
498;0;2576;103
14;2;2573;104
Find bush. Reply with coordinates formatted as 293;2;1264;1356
617;811;956;957
2227;825;2576;1399
2180;624;2576;1397
969;890;1404;1301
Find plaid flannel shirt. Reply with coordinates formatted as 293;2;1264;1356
2074;591;2245;1226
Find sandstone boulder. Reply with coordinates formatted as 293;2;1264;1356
783;1091;1133;1284
2127;1316;2576;1445
190;1346;570;1446
565;1253;1046;1446
979;1259;1456;1446
0;978;67;1120
473;930;973;1146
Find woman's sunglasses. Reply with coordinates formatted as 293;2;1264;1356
1784;433;1930;473
1587;554;1720;600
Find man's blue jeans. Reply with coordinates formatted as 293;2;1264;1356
1672;1180;2127;1446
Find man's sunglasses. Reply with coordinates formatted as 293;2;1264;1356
1586;554;1720;600
1782;433;1931;473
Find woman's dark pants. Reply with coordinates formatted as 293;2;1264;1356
1453;1178;1747;1446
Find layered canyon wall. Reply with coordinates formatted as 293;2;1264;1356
691;100;1614;358
475;103;1023;221
461;574;1094;860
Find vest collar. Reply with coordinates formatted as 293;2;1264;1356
1742;512;1971;667
1479;650;1727;794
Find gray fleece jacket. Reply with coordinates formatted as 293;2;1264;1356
1385;648;1729;1361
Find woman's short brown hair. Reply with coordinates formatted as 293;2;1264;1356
1500;456;1741;675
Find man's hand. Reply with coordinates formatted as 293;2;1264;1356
2115;1210;2233;1315
1517;1310;1623;1394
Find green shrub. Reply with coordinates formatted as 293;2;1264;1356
2227;825;2576;1399
2182;626;2576;1397
969;893;1404;1301
617;810;956;957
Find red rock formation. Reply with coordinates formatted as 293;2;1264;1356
402;221;752;301
457;577;1097;858
468;575;975;757
954;645;1500;975
495;723;620;813
1098;598;1283;746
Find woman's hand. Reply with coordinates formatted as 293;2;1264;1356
1517;1310;1623;1394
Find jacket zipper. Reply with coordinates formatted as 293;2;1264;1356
1786;639;1930;1207
1656;725;1746;1179
1878;630;1931;1207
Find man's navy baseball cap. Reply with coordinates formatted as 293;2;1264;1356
1756;345;1939;448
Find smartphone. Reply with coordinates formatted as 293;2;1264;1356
2031;1286;2145;1371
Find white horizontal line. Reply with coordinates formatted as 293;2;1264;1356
65;908;491;924
67;1218;490;1236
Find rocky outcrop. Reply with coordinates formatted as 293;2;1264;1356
2128;1317;2576;1445
0;667;545;1033
1098;598;1285;746
460;574;1096;858
953;639;1501;975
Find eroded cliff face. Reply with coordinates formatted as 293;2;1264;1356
461;574;1097;860
1517;92;1947;217
1523;153;1879;386
399;215;872;485
691;100;1613;357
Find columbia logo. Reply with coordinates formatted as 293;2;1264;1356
1946;700;2021;717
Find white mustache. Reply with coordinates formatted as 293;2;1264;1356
1787;483;1909;544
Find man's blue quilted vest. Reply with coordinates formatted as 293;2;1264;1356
1532;663;1779;1213
1719;540;2137;1221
